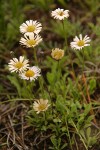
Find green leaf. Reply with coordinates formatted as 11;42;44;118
89;78;96;94
47;72;56;84
84;104;91;116
56;96;67;113
50;135;57;148
7;75;21;96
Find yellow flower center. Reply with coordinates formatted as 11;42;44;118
52;50;64;60
27;25;35;32
58;11;64;16
77;40;85;47
38;104;46;111
27;39;36;46
14;62;23;69
54;51;62;57
25;70;35;77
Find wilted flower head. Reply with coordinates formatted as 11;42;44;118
19;66;41;81
70;34;91;50
8;56;29;73
33;99;50;114
51;48;64;60
20;33;42;48
51;8;69;20
20;20;42;35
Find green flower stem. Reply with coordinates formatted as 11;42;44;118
75;50;85;74
62;20;67;48
23;80;32;99
34;48;38;65
33;48;44;97
43;112;46;127
65;116;73;150
70;56;76;80
72;121;88;150
82;48;85;74
57;60;61;80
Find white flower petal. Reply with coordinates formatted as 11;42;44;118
51;8;69;20
19;66;41;81
33;99;50;113
70;34;91;50
20;20;42;35
20;33;42;48
8;56;29;73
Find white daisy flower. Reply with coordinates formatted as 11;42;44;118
51;48;64;60
20;33;42;48
20;66;41;81
51;8;69;20
20;20;42;35
33;99;50;114
8;56;29;73
70;34;91;50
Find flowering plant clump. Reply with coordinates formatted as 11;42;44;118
6;6;99;150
